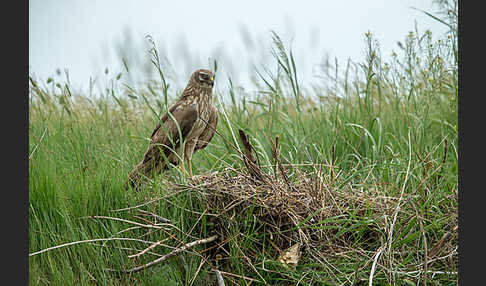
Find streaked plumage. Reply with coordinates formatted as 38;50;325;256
126;69;218;189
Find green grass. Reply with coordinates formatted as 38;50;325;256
29;2;457;285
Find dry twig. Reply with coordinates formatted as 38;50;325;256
215;269;225;286
29;237;155;257
123;234;218;273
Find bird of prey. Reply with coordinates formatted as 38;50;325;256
126;69;218;189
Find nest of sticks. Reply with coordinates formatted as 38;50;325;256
180;130;396;261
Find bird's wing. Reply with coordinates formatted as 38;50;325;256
142;102;198;164
195;105;219;151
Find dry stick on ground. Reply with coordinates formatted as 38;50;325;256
86;215;164;230
123;234;218;273
116;226;143;236
29;237;156;257
136;209;171;224
218;270;259;283
93;243;165;258
215;269;225;286
127;238;171;259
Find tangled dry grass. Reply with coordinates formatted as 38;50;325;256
190;165;393;257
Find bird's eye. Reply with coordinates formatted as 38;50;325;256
199;73;209;81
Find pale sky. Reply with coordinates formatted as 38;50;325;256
29;0;449;92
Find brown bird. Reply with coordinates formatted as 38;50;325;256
127;69;218;189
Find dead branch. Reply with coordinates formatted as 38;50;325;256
218;270;259;283
137;209;171;224
123;234;218;273
215;269;225;286
127;238;171;259
29;237;156;257
238;129;267;183
86;215;163;230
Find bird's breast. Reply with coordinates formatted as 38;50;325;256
186;97;212;141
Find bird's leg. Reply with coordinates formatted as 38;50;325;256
179;161;188;177
184;139;196;178
178;141;188;177
187;158;193;177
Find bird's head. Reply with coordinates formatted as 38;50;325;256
192;69;215;89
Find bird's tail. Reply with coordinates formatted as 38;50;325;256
125;166;143;190
125;159;168;190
